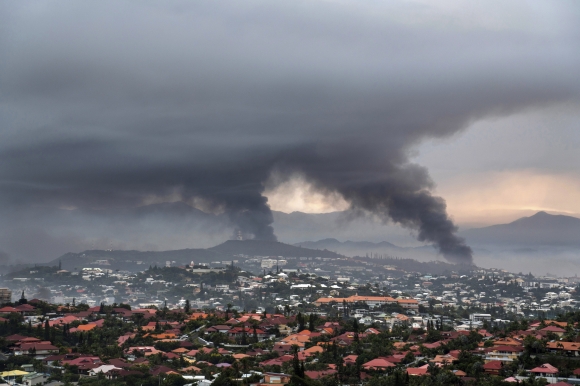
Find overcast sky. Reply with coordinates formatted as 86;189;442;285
1;0;579;262
411;104;580;226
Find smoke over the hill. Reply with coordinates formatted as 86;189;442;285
1;1;579;263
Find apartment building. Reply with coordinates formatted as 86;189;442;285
0;288;11;304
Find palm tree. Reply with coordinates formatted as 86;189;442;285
427;362;439;377
231;360;240;379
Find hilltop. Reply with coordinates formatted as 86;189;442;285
47;239;344;271
208;239;344;259
50;248;221;271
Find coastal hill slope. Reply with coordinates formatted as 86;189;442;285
48;239;344;270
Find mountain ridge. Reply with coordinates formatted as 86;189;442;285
460;211;580;246
295;238;402;250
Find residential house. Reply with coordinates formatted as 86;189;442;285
262;372;291;385
362;358;396;371
13;342;59;359
482;360;503;376
22;372;47;386
529;363;558;378
540;325;566;337
430;354;457;365
205;325;231;334
313;296;396;308
88;365;122;378
397;299;419;310
546;341;580;356
304;370;337;380
407;365;429;376
484;345;524;363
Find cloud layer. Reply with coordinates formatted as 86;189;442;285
1;1;579;263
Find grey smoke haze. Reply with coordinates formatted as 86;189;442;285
1;1;579;263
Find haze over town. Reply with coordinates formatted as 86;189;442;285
1;1;580;272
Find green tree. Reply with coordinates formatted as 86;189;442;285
308;313;317;332
162;373;187;386
297;313;305;332
44;319;50;341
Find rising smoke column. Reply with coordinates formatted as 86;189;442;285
214;190;277;241
276;141;474;263
343;184;473;264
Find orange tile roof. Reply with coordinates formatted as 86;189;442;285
492;337;522;346
189;313;208;319
77;324;97;331
149;333;177;340
305;346;323;354
546;341;580;351
281;334;311;343
314;295;396;304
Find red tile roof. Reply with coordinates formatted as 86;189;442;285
362;358;396;370
304;370;337;380
407;365;428;376
540;326;565;333
530;363;558;374
483;361;503;370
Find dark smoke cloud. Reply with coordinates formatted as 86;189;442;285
0;1;579;263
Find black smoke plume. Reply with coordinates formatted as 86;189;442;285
0;1;579;263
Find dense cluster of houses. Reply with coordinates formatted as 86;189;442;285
2;299;580;386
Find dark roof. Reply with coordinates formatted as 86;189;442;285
304;370;337;380
43;354;67;363
150;365;175;376
5;334;29;341
112;369;143;377
14;304;36;311
483;361;503;370
18;343;59;351
108;358;131;368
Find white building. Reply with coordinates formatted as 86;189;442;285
469;313;492;322
261;259;287;269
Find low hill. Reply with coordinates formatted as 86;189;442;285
49;248;222;271
208;240;344;259
47;239;344;271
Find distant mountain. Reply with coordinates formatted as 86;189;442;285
296;238;400;250
461;211;580;246
11;200;580;275
291;238;444;261
272;210;419;246
2;201;424;264
294;238;403;256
